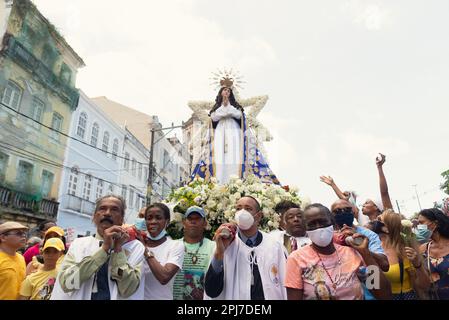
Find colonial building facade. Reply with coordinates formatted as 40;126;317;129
0;0;84;227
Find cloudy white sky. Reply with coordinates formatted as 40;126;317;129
32;0;448;217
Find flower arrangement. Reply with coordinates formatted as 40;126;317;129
165;174;307;239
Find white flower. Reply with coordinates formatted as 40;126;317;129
267;221;274;227
401;220;413;228
194;196;202;204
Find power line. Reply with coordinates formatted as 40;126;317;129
0;141;149;191
0;101;151;166
0;102;182;191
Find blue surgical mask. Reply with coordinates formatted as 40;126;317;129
147;229;167;241
414;224;432;243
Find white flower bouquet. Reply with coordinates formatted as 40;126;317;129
166;174;305;239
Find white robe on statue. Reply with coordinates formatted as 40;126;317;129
204;231;287;300
210;104;242;184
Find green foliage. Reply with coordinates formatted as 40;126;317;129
441;170;449;195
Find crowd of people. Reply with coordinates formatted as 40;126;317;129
0;154;448;300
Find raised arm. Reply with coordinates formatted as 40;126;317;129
320;176;348;200
376;154;393;210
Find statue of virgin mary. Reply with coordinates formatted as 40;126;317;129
189;74;279;185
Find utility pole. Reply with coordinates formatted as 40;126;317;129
146;122;184;206
395;200;401;214
146;127;155;206
412;184;422;211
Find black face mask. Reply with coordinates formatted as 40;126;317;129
372;220;386;235
333;208;354;228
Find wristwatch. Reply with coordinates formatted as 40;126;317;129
144;249;155;260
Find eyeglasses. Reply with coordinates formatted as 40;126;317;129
4;230;27;237
332;208;353;215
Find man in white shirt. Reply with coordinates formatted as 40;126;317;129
51;195;145;300
204;196;286;300
271;201;311;257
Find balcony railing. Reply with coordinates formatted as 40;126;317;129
1;34;80;110
61;193;95;217
0;185;59;219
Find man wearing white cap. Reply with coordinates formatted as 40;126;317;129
0;221;28;299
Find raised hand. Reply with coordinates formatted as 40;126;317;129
376;153;386;167
213;224;236;260
320;175;334;186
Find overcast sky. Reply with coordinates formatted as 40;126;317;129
32;0;449;217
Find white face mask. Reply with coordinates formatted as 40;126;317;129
235;209;255;230
306;225;334;247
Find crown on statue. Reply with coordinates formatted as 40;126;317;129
211;68;245;91
220;77;234;88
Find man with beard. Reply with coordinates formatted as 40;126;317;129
50;195;145;300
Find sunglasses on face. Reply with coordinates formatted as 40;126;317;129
4;231;27;237
332;207;353;215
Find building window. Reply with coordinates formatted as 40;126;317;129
141;199;145;210
131;158;137;176
60;63;72;85
129;189;134;209
2;81;22;111
108;183;114;195
0;152;9;182
138;163;143;180
90;123;99;147
16;160;33;191
163;150;170;168
96;179;103;200
41;170;54;198
144;167;148;183
121;185;127;200
42;44;57;70
50;112;63;141
30;98;44;129
102;131;109;153
68;167;79;195
112;139;119;161
83;175;92;201
124;152;130;171
135;194;140;209
77;112;87;139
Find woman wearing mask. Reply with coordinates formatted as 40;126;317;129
374;210;430;299
142;203;184;300
419;208;449;300
285;203;391;300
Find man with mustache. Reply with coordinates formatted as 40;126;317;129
51;195;145;300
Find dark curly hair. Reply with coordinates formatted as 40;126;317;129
274;200;300;215
209;87;244;116
419;208;449;238
146;203;170;220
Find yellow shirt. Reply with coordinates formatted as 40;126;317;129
20;268;59;300
0;251;26;300
384;258;414;294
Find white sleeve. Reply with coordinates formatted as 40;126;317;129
228;106;242;119
166;241;185;269
210;106;228;122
